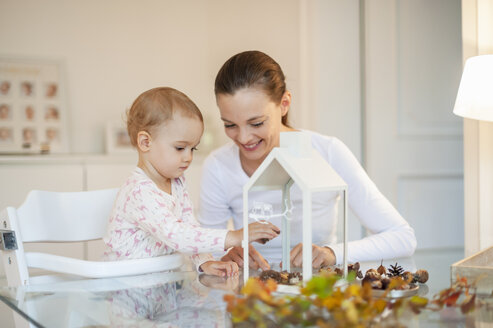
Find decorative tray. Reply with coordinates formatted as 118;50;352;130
451;245;493;295
370;284;419;299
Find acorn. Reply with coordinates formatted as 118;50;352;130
362;275;382;289
402;271;414;283
377;260;387;276
349;262;360;272
414;269;429;283
348;262;363;279
259;269;281;282
381;276;391;289
370;279;383;289
279;271;290;284
365;269;381;281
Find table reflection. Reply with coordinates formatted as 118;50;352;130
107;273;241;327
0;271;240;328
1;249;492;328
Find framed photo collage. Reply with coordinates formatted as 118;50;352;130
0;57;68;154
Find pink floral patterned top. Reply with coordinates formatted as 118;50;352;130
103;167;228;270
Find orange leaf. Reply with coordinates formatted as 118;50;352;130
460;294;476;314
443;291;461;307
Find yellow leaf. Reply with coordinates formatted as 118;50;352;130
322;296;341;310
346;284;361;298
409;295;428;307
373;299;387;313
341;299;359;324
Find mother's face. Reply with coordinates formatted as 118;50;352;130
216;88;290;164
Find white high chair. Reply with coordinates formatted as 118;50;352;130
0;189;183;288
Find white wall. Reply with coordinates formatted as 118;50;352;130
0;2;361;325
302;0;362;160
461;0;493;256
0;0;303;154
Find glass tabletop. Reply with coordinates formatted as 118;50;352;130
1;248;492;328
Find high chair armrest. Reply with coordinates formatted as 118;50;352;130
25;252;183;279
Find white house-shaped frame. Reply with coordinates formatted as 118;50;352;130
242;132;348;284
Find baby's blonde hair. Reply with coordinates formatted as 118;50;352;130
126;87;203;147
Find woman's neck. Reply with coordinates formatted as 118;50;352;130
239;153;265;177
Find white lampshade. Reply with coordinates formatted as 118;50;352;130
453;55;493;122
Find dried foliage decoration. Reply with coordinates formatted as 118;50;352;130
224;273;483;327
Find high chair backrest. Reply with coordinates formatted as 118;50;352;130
17;189;118;242
0;189;183;287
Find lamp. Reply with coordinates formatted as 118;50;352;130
450;54;493;294
453;55;493;121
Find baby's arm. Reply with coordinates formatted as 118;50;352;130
181;179;281;249
131;186;276;253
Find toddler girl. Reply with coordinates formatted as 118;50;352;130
104;87;280;276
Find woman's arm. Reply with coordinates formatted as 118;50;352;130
325;137;417;264
197;154;234;229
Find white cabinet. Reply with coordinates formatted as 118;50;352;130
0;153;205;267
0;155;137;275
0;155;143;326
0;164;84;209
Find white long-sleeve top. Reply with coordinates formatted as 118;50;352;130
198;130;416;265
103;167;228;270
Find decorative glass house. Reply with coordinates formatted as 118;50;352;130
242;132;348;284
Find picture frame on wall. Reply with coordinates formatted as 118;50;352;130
0;56;69;154
105;121;135;154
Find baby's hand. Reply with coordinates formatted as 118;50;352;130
247;221;280;244
200;260;239;277
224;222;280;249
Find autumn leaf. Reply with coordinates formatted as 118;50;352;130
341;299;359;324
322;295;341;311
241;278;274;303
225;272;481;327
410;295;428;307
301;275;338;298
346;284;361;298
443;291;461;307
407;295;428;314
387;276;409;290
373;298;388;313
460;294;476;314
360;280;373;301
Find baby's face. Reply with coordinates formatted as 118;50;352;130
147;112;203;180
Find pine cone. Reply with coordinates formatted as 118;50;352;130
388;263;405;277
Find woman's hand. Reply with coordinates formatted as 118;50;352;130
288;243;336;268
221;244;270;271
225;221;280;249
199;260;239;277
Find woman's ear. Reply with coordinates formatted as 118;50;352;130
280;91;291;117
137;131;151;152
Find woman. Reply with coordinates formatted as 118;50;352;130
198;50;416;271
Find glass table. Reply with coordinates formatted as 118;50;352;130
1;248;492;327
